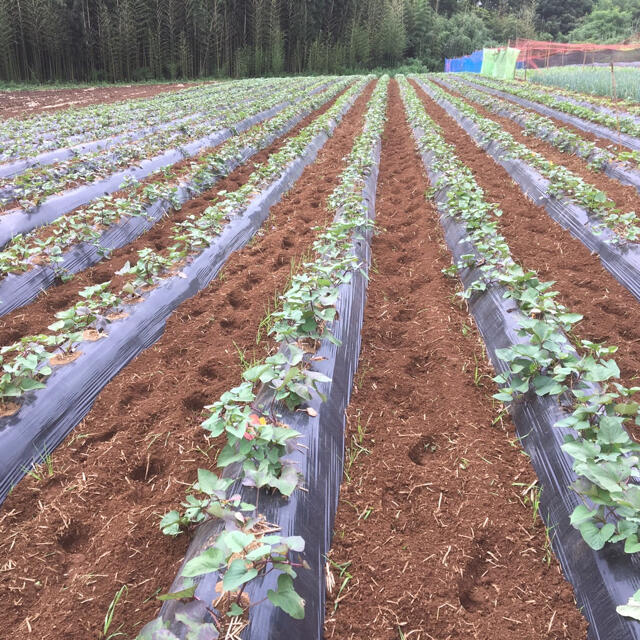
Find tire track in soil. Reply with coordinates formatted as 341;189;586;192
413;80;640;440
436;80;640;216
0;86;348;344
0;82;375;640
323;79;588;640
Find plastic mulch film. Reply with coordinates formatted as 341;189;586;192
0;86;331;249
0;86;340;318
140;140;381;640
462;77;640;152
0;84;365;504
0;115;190;180
0;84;286;180
433;76;640;197
416;78;640;303
409;118;640;640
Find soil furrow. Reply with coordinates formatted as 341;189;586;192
412;81;640;438
324;79;588;640
436;80;640;215
0;82;374;640
0;86;347;345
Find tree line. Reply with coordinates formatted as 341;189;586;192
0;0;623;83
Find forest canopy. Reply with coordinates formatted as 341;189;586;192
0;0;638;83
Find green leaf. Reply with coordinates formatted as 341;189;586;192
222;558;258;592
532;375;564;396
182;547;226;578
217;446;245;468
584;359;620;382
617;590;640;620
227;603;244;617
160;510;183;536
578;521;615;550
157;585;196;601
624;535;640;554
243;364;273;383
196;468;223;495
615;402;640;416
569;504;597;527
20;378;46;391
47;320;66;332
267;574;305;620
598;416;629;445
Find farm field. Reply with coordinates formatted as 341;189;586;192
524;65;640;103
2;73;640;640
0;81;207;120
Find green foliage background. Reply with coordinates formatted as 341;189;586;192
0;0;637;83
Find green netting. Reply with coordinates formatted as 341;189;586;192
480;48;497;77
481;47;520;80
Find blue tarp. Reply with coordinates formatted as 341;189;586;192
445;49;483;73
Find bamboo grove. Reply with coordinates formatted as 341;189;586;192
0;0;408;82
0;0;552;83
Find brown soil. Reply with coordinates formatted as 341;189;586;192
324;80;588;640
436;80;640;215
0;85;349;345
0;82;207;120
0;80;375;640
413;81;640;438
462;78;634;155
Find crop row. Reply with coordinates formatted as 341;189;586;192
0;81;251;160
0;77;325;211
0;78;367;408
422;76;640;244
0;80;347;251
0;76;370;504
404;75;640;629
466;73;640;140
440;75;640;183
0;79;287;177
0;79;355;318
138;75;388;640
